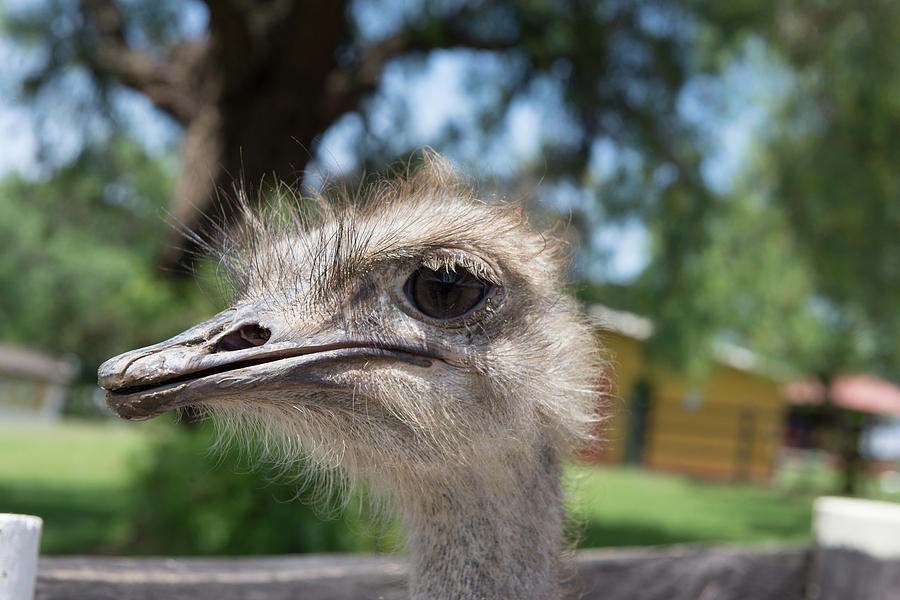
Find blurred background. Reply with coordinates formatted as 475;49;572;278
1;0;898;556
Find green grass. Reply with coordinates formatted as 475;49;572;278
0;420;159;553
565;466;818;547
1;420;897;554
0;420;155;487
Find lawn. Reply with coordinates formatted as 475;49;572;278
0;419;159;553
1;420;893;555
566;467;817;547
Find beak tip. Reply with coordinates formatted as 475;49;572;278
105;391;156;421
97;359;126;393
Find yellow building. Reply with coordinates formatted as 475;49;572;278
588;305;787;482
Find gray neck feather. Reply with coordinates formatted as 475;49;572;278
399;445;563;600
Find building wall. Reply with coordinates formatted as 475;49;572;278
592;331;786;482
0;377;66;422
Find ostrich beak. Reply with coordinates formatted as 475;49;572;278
98;304;436;421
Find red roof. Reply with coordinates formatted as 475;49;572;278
784;374;900;417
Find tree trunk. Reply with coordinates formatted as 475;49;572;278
819;372;865;496
81;0;352;270
160;0;349;271
838;409;864;496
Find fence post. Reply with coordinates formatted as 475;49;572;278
811;496;900;600
814;496;900;559
0;514;43;600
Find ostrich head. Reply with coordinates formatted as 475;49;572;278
98;156;603;597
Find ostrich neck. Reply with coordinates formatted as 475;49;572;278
399;445;564;600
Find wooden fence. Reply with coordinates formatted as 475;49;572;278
34;544;900;600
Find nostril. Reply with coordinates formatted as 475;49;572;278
214;324;271;352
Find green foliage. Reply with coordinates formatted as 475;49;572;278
760;2;900;374
636;190;828;377
0;138;218;376
594;2;900;379
4;0;896;382
129;423;397;555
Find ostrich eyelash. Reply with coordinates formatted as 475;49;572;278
418;251;500;286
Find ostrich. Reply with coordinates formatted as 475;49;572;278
98;157;603;600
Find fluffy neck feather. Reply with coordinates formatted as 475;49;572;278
396;444;564;600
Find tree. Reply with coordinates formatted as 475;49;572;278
6;0;733;271
8;0;896;497
621;1;900;493
767;1;900;372
760;1;900;493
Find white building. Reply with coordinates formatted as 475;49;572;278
0;344;79;422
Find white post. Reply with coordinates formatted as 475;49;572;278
813;496;900;559
0;514;43;600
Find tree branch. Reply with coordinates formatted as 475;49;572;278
79;0;201;123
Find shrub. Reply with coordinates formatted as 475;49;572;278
129;423;397;555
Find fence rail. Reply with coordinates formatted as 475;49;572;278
34;544;900;600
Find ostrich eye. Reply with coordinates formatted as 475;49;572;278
404;266;489;320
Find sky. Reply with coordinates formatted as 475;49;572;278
0;36;42;178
